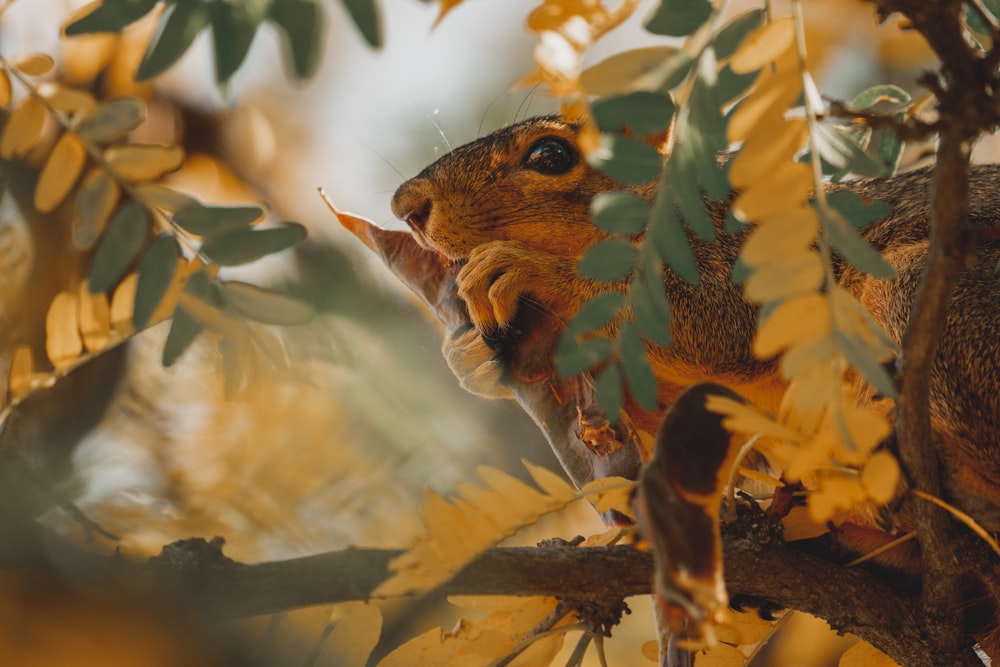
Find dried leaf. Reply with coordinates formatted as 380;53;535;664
105;144;185;181
78;282;111;351
35;133;88;213
46;291;84;369
0;96;47;160
74;167;120;249
8;345;33;401
11;53;55;76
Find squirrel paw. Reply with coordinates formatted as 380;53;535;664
457;240;574;338
443;325;511;399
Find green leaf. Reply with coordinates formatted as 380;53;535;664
556;335;613;377
567;292;625;336
826;190;890;229
619;322;658;411
211;2;265;84
340;0;381;48
648;187;699;283
835;331;897;398
591;191;649;236
812;122;884;177
713;9;764;60
630;275;672;346
74;98;145;143
587;134;662;186
136;184;200;213
595;363;625;422
668;163;715;241
270;0;324;78
850;84;910;111
592;92;675;136
74;169;119;250
713;64;758;107
818;205;896;279
200;222;307;266
580;46;693;95
645;0;713;37
136;0;212;81
173;203;264;237
965;0;1000;34
162;306;202;366
89;201;152;292
877;128;904;177
221;281;314;325
578;240;638;282
133;233;180;328
64;0;159;35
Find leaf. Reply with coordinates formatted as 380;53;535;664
592;92;675;136
270;0;324;78
75;98;146;143
839;640;902;667
210;3;264;84
555;335;613;377
340;0;381;47
835;330;897;398
137;0;212;81
578;240;638;282
104;144;185;181
729;17;795;74
668;162;715;240
38;82;98;113
133;234;181;328
818;205;896;278
630;275;672;347
740;206;819;268
648;188;699;283
566;291;624;335
712;9;764;60
199;222;306;265
523;461;577;504
580;46;693;96
64;0;159;35
74;168;120;250
0;70;10;107
591;191;649;236
812;122;884;177
33;133;87;213
12;53;55;76
89;201;152;292
850;83;911;111
110;273;138;334
644;0;712;37
172;203;264;237
221;281;313;325
826;190;890;229
135;184;200;213
596;364;625;423
753;294;830;358
619;321;658;411
78;282;111;352
324;603;382;667
8;345;33;401
46;291;83;370
587;134;662;186
0;97;47;159
743;253;825;303
162;306;203;366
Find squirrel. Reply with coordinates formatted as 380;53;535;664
390;114;1000;540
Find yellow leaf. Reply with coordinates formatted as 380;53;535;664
35;132;88;213
110;272;138;334
779;334;838;380
46;291;83;369
732;162;813;222
740;205;818;267
324;602;382;667
754;294;830;358
0;70;10;108
78;282;111;352
727;69;802;143
38;82;98;114
73;167;120;249
730;18;796;74
692;642;746;666
705;395;802;442
523;460;577;503
743;252;824;303
582;476;636;518
11;53;55;76
60;3;119;85
808;475;866;522
835;402;892;461
839;640;901;667
730;118;809;188
507;633;565;667
737;468;784;488
781;505;830;541
8;345;33;401
860;451;900;505
104;144;184;182
0;96;47;159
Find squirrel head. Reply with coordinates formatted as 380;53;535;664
391;115;647;261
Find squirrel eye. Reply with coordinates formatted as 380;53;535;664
522;138;577;175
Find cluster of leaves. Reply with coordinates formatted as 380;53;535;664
64;0;382;84
1;35;312;414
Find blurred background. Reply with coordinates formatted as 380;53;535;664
0;0;942;664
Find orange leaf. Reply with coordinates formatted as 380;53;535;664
0;96;47;159
8;345;33;401
46;291;83;369
0;70;10;108
35;132;88;213
11;53;55;76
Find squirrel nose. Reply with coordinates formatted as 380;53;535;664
391;178;433;232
